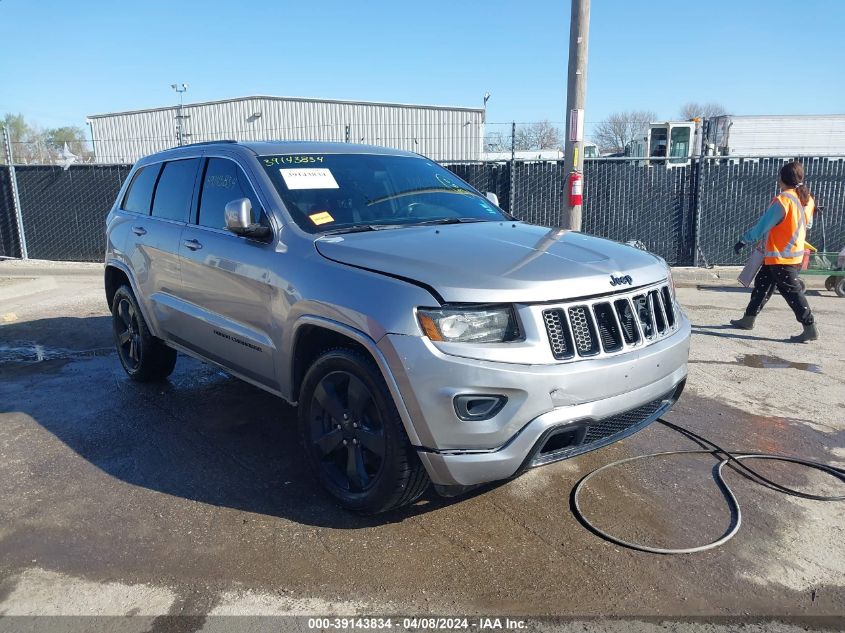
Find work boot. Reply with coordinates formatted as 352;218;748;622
789;323;818;343
729;315;756;330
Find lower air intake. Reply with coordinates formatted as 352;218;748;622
530;390;675;466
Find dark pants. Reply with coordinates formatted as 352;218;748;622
745;264;814;325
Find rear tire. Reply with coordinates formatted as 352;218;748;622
298;348;429;514
111;285;177;382
825;276;836;291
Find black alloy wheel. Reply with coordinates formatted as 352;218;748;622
110;285;177;382
298;348;430;513
115;297;142;370
308;370;386;493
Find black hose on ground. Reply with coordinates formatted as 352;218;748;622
571;418;845;554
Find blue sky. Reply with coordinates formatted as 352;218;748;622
1;0;843;137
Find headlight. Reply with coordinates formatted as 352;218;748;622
417;305;520;343
666;267;676;301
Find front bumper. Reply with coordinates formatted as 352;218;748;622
377;311;690;487
419;376;685;487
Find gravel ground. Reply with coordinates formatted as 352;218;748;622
0;261;842;632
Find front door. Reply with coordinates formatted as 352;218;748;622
174;156;278;390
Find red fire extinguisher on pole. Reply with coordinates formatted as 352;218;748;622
568;171;583;206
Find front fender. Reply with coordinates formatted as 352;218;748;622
284;315;422;446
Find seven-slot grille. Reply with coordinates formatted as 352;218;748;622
542;283;677;360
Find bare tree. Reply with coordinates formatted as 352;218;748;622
679;102;727;120
484;131;509;152
514;120;562;151
592;110;656;154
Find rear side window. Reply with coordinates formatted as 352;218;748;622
151;159;200;222
123;164;161;214
197;158;261;229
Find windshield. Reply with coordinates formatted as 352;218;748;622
259;153;507;233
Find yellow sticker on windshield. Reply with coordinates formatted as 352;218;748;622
309;211;335;225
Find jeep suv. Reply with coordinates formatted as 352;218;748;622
104;141;690;513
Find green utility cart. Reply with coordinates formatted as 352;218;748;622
798;250;845;297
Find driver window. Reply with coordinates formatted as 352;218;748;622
649;128;667;157
197;158;262;229
669;127;691;158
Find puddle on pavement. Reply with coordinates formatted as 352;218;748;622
737;354;822;373
691;354;823;374
0;342;113;364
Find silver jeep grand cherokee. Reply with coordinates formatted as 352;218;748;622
104;141;690;513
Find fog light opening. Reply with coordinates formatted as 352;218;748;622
453;394;507;421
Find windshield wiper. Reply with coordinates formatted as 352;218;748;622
320;224;403;235
320;218;487;235
408;217;489;226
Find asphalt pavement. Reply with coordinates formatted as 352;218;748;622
0;261;843;632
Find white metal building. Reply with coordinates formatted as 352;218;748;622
87;95;485;163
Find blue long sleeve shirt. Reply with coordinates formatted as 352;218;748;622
741;201;785;244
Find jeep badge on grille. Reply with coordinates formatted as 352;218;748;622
610;274;633;287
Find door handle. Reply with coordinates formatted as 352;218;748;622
183;239;203;251
132;226;147;236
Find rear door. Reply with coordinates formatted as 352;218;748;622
122;158;199;339
174;155;278;389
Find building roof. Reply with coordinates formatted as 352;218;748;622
88;94;484;119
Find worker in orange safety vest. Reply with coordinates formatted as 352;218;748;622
730;161;817;342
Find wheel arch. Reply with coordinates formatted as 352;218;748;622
289;316;422;446
104;261;157;335
104;263;131;309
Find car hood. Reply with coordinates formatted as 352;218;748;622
314;222;668;303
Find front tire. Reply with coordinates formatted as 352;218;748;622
298;348;429;513
111;285;177;382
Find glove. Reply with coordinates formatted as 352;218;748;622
733;240;746;255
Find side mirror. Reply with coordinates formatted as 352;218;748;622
485;192;500;206
224;198;271;238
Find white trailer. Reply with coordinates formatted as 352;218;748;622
626;114;845;165
705;114;845;157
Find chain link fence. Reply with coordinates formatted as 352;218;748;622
697;156;845;265
0;166;20;258
12;164;132;261
511;161;567;226
1;156;843;266
583;160;695;265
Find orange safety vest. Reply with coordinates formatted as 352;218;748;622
764;190;813;265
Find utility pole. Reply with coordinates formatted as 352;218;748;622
482;92;490;159
171;83;189;146
561;0;590;230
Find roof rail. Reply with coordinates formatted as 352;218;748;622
178;140;239;148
